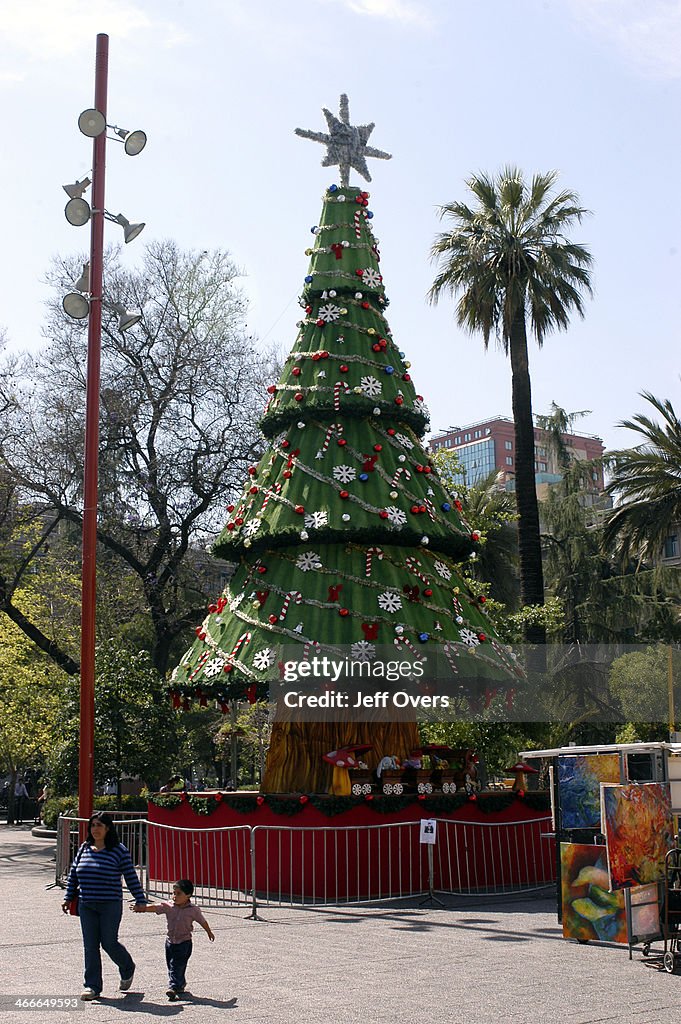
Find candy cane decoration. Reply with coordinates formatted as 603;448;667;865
365;546;384;577
354;210;362;238
279;591;302;620
442;641;459;675
260;483;281;513
405;556;430;585
334;380;349;411
316;422;343;459
390;466;411;489
424;498;438;522
228;631;252;661
303;640;321;660
394;634;425;660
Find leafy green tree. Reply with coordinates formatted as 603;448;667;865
608;645;681;740
428;169;593;639
604;392;681;564
47;640;179;794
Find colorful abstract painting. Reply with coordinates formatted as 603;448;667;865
560;843;626;943
557;754;620;829
601;782;674;890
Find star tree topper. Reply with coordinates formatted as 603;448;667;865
295;94;392;187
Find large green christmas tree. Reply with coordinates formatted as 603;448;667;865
170;96;521;794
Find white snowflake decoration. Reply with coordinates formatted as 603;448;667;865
229;592;245;612
242;518;261;539
433;560;452;581
333;464;357;483
296;551;322;573
378;591;403;613
459;627;480;648
413;397;429;416
359;375;382;398
317;303;341;323
351;640;376;663
304;510;328;530
253;648;275;671
384;505;407;527
393;432;414;449
202;657;224;679
361;268;382;288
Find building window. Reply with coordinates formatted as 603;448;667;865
445;439;451;447
664;534;679;559
539;462;547;472
464;433;471;442
474;430;481;439
505;456;513;466
455;437;460;445
505;441;512;450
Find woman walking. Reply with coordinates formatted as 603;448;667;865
61;811;147;1000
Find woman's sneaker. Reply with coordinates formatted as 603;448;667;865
80;989;99;1001
119;968;135;991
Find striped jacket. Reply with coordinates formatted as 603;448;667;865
65;843;146;904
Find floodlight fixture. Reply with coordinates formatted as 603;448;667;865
107;212;145;243
65;196;91;227
63;292;90;320
62;176;92;200
78;108;106;138
109;300;142;332
111;126;147;156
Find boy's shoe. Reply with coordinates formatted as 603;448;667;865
80;989;100;1001
119;968;135;991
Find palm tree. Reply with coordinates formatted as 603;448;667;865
604;391;681;563
428;168;593;640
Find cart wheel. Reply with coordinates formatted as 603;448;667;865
383;783;393;795
642;943;651;957
352;784;362;796
363;784;372;795
664;951;676;973
425;783;433;794
418;783;425;794
393;783;403;795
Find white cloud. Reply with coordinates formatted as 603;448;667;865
566;0;681;79
330;0;435;27
1;0;187;66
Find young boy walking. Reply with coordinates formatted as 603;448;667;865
136;879;214;998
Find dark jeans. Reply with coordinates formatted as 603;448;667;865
165;938;192;991
79;901;135;994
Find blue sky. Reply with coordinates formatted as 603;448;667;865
1;0;680;452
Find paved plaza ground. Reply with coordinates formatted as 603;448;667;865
0;823;679;1023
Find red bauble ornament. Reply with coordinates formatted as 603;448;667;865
339;490;349;499
379;339;387;349
379;510;389;519
320;350;329;359
424;466;432;474
256;796;265;805
395;396;404;405
355;269;364;277
292;367;301;377
249;486;258;494
387;428;396;436
223;663;233;673
337;438;347;447
340;364;349;373
281;440;290;449
316;318;325;327
283;470;292;479
478;633;487;642
419;505;426;514
235;517;243;526
517;790;525;798
402;373;411;382
294;393;304;402
312;352;321;361
361;301;370;310
424;588;433;598
365;794;373;802
294;505;305;514
227;504;235;512
267;385;277;394
411;504;420;514
305;305;312;314
248;466;258;475
373;443;382;452
268;614;278;624
339;607;350;617
257;566;267;574
372;343;381;352
226;522;235;531
479;595;487;604
418;794;426;801
299;795;309;804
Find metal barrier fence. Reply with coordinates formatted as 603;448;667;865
56;813;555;909
146;821;252;908
251;820;427;909
433;816;554;896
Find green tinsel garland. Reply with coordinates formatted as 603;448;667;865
148;793;184;810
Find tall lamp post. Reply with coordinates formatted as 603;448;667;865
62;33;146;819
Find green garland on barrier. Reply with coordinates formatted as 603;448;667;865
146;790;550;817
